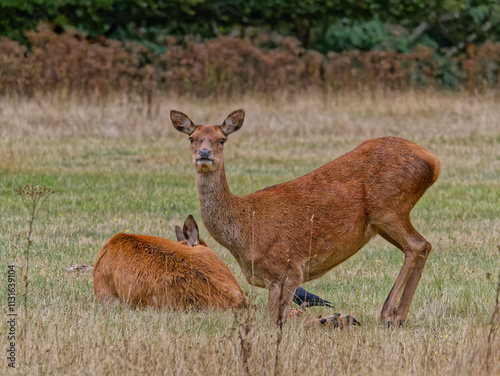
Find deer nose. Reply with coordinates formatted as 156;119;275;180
199;149;212;159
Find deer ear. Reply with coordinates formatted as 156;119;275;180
171;110;196;135
174;225;185;241
221;109;245;135
183;215;200;247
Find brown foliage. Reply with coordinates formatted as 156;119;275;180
0;36;30;95
0;22;154;101
159;35;322;96
1;22;500;99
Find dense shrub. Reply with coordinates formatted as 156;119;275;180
0;23;156;99
158;35;323;97
2;0;499;55
1;23;500;100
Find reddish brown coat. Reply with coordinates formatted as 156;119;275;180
171;110;441;326
92;216;248;310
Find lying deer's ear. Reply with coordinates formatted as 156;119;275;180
183;215;199;247
221;109;245;136
174;225;185;241
171;110;196;135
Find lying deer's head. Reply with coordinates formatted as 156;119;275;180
170;109;245;173
174;215;208;248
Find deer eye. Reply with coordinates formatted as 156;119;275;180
220;138;226;145
189;137;194;144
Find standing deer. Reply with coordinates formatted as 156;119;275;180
171;109;441;326
93;215;248;310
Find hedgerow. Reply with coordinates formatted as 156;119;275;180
1;23;500;100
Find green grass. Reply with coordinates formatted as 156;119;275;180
0;91;499;375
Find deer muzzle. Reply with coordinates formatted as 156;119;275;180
197;149;214;166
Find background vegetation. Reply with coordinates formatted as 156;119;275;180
0;92;499;374
2;0;500;54
2;22;500;100
1;0;500;96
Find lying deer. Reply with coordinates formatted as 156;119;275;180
171;109;441;326
92;215;248;310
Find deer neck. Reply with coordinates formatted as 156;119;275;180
195;162;246;253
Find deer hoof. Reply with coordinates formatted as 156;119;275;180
384;319;405;328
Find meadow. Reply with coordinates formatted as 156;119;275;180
1;90;499;375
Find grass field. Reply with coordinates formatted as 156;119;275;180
1;90;499;375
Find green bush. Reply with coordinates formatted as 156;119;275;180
1;0;499;55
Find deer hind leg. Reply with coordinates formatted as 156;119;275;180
377;218;432;326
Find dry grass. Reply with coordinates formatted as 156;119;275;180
1;90;499;375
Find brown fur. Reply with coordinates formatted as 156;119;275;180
171;109;441;326
92;215;248;310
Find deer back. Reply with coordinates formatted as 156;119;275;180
93;232;248;310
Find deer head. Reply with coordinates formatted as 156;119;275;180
174;214;208;248
170;109;245;173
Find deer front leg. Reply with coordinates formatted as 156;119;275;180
266;276;301;326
